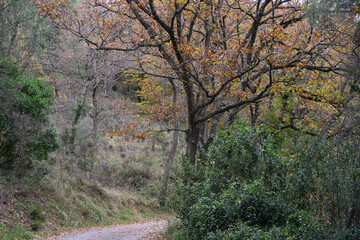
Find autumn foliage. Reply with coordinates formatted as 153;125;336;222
1;0;360;238
36;0;356;161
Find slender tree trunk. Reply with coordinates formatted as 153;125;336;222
203;113;223;151
69;81;89;153
91;83;99;143
250;102;259;125
7;20;18;57
159;128;179;205
159;79;179;204
227;104;247;126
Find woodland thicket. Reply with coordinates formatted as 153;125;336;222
1;0;360;239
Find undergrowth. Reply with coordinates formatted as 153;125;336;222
0;133;173;239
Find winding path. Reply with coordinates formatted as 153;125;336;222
43;220;167;240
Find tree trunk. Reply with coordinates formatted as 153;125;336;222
186;122;201;164
69;82;89;153
250;102;259;125
204;113;223;151
159;128;179;205
159;79;179;204
91;84;99;143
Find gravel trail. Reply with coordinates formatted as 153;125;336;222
42;220;167;240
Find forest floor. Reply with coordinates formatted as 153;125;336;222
35;220;167;240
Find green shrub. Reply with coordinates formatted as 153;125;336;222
335;227;360;240
286;135;360;229
210;219;322;240
0;60;58;174
179;179;322;240
237;181;289;228
168;121;331;239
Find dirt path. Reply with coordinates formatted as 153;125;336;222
42;220;167;240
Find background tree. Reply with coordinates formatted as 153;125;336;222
37;0;346;161
0;0;57;70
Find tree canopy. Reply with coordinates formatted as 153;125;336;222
36;0;356;161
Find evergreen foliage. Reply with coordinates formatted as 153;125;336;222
169;121;360;239
0;60;57;174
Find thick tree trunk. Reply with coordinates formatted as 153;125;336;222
186;122;201;164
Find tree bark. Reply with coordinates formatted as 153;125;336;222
91;83;99;143
186;123;200;164
250;102;260;125
159;128;179;205
159;79;179;204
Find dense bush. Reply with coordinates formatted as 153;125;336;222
0;60;57;174
286;134;360;230
169;121;360;239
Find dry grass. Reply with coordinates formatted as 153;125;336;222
1;85;181;239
